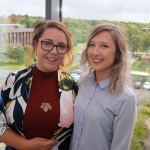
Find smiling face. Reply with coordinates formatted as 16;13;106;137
87;30;117;81
34;28;67;72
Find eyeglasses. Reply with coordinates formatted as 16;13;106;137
38;40;69;54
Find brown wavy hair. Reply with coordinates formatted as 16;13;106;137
80;23;132;95
30;20;74;71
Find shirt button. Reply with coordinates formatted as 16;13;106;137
116;103;118;105
93;91;95;93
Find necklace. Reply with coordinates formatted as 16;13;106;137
35;71;56;112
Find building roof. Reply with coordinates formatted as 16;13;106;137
0;24;24;26
142;54;150;59
141;28;150;30
131;71;149;77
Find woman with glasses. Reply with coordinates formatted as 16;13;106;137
0;20;78;150
70;23;137;150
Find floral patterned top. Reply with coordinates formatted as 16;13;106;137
0;64;78;150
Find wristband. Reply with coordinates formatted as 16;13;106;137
0;111;8;138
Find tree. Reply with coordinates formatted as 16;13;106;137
7;44;14;59
72;36;77;47
23;45;32;54
2;45;14;60
140;32;150;52
126;24;141;54
12;46;25;63
10;16;19;24
23;45;36;66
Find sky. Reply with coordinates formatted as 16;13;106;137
1;0;150;23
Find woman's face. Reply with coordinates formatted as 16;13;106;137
87;30;116;79
34;28;67;72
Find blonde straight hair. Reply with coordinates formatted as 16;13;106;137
80;23;132;95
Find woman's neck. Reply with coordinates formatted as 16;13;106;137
95;70;111;83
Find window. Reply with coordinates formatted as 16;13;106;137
0;2;150;149
3;40;5;45
10;33;13;37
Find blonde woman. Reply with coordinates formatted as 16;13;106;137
70;23;137;150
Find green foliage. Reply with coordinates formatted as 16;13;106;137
144;100;150;108
0;52;7;63
73;43;86;54
0;61;25;69
0;45;14;61
137;106;150;119
62;18;150;53
63;18;93;44
7;46;13;59
138;106;150;117
5;14;150;53
22;45;35;66
72;36;77;47
67;63;79;73
12;46;25;63
132;119;147;140
130;139;143;150
132;59;139;69
131;59;150;74
7;14;45;28
131;59;150;82
23;45;32;54
130;96;150;150
6;44;14;60
130;119;147;150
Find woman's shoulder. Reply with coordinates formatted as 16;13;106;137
59;70;77;82
12;65;35;83
58;70;79;91
124;86;136;99
115;86;137;106
1;66;33;88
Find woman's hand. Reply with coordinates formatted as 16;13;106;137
22;137;58;150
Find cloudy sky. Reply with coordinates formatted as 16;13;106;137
1;0;150;23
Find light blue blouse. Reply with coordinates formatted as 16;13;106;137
70;72;137;150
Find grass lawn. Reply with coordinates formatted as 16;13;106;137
73;43;86;54
132;59;150;73
131;59;150;81
0;61;25;69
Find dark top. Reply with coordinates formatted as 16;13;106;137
23;66;60;139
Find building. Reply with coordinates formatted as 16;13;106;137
141;28;150;32
0;24;33;48
131;71;149;85
131;71;149;78
141;54;150;66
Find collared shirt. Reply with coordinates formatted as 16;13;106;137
71;72;137;150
